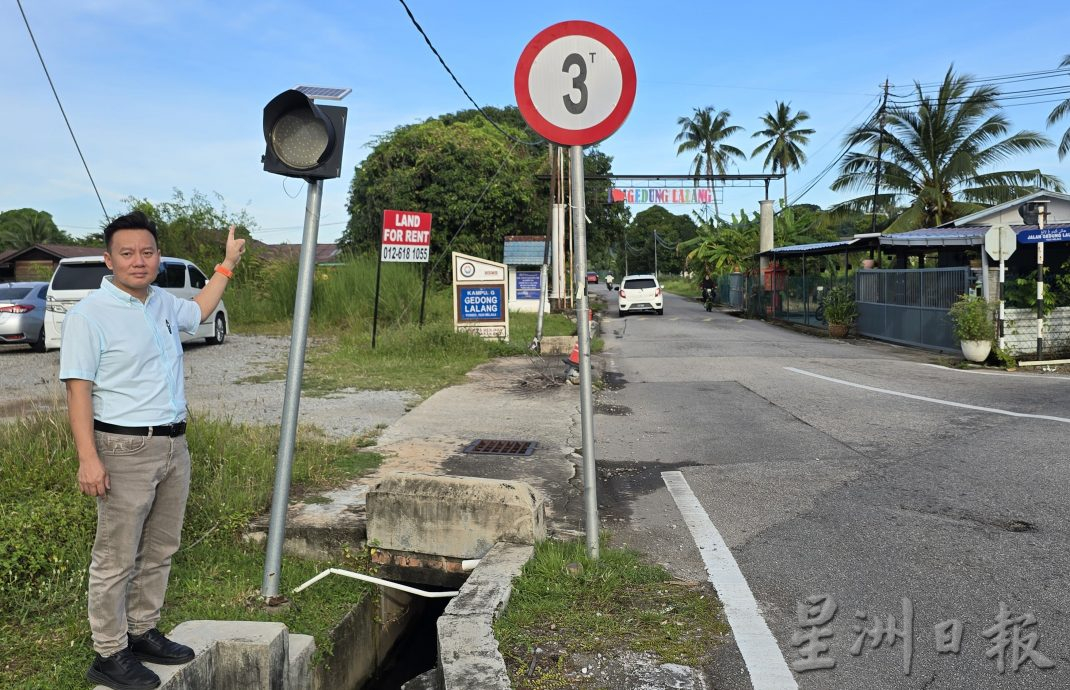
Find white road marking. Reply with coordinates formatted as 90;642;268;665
913;362;1070;381
662;471;798;690
786;367;1070;424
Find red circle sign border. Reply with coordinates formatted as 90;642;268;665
514;20;636;146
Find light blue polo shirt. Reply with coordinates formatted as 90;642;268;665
59;277;202;426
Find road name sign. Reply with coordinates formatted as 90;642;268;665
514;20;636;146
984;224;1016;261
381;209;432;262
1016;225;1070;244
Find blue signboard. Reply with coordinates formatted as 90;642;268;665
458;285;504;321
516;271;541;300
1017;226;1070;244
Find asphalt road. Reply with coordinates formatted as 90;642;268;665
594;290;1070;689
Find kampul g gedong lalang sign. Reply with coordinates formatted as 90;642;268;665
609;187;716;204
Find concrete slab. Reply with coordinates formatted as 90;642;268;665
367;473;545;559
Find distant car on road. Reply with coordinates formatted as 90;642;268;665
617;274;663;316
0;281;49;351
586;271;599;284
44;256;229;350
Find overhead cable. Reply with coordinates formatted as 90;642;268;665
396;0;542;147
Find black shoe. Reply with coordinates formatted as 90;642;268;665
128;628;195;665
86;648;161;690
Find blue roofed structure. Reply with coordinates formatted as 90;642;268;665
502;236;547;266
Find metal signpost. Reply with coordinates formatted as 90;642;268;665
984;224;1016;350
515;20;635;559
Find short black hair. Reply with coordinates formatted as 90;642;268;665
104;210;158;250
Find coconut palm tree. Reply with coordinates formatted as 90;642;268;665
1047;54;1070;159
832;66;1063;231
751;102;815;206
675;107;746;221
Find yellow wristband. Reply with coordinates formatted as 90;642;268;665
214;264;233;279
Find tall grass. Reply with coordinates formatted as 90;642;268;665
225;255;444;330
0;411;380;688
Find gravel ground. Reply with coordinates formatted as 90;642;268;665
0;335;416;439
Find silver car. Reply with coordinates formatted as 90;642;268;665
0;281;49;351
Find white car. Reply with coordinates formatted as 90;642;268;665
44;255;228;350
617;274;663;316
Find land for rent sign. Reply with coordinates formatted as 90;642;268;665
381;209;432;262
452;252;508;340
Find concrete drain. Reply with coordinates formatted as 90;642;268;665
462;439;537;456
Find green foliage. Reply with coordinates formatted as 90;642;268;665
822;285;858;325
341;107;626;281
1005;270;1057;314
992;344;1018;369
1048;54;1070;159
125;190;261;292
751;102;815;204
675;107;746;219
495;538;728;688
833;66;1064;231
678;208;759;274
0;208;71;249
0;411;381;687
948;294;993;341
621;205;697;276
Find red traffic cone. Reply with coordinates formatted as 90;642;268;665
563;341;580;367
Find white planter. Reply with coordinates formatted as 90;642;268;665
960;339;991;363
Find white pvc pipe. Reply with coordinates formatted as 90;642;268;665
292;568;460;598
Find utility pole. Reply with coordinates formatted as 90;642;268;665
653;230;658;279
870;79;891;234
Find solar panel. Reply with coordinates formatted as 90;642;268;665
293;85;352;101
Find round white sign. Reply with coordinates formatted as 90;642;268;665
515;21;636;146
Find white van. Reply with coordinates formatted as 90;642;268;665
44;255;228;350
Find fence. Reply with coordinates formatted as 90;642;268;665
854;268;972;351
1004;307;1070;358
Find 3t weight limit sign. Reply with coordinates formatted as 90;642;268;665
514;21;636;146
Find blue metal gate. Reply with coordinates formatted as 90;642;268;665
855;268;972;351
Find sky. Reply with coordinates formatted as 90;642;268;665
4;0;1070;245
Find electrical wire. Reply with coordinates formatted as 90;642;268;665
786;100;883;207
17;0;110;223
396;0;542;147
425;141;519;278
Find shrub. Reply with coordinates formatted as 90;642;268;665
823;286;858;325
948;294;992;341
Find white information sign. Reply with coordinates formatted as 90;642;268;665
452;252;508;341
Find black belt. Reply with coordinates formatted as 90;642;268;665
94;420;187;437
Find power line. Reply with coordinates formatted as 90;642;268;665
786;99;883;207
396;0;541;147
16;0;110;223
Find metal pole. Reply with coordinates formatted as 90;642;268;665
371;254;383;348
653;230;658;279
262;179;323;598
418;261;429;327
570;144;599;560
1037;241;1045;360
1037;202;1046;359
998;256;1006;350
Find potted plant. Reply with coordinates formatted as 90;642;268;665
823;285;858;337
948;294;993;362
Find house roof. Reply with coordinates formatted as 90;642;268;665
878;223;1070;247
759;234;880;258
0;243;104;263
943;190;1070;227
503;235;548;265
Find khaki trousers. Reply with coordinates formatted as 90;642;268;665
88;431;191;656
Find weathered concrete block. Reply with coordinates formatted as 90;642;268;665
367;473;545;560
437;543;534;690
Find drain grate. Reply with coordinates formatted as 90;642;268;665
462;439;537;456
